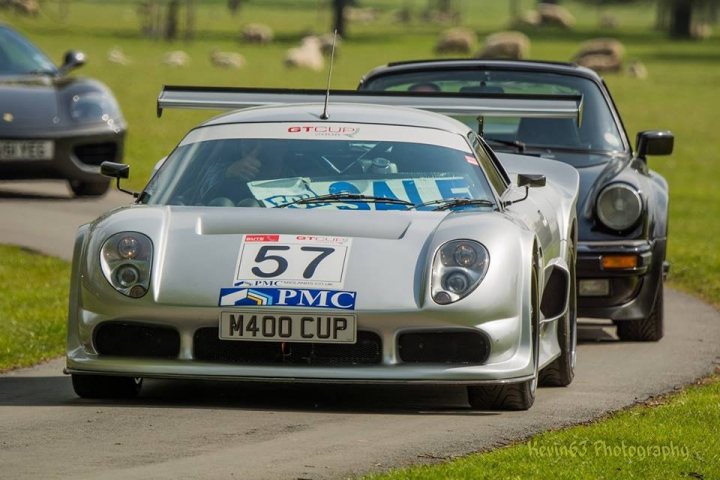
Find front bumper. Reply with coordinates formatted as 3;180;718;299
0;125;125;182
576;239;665;321
66;307;535;385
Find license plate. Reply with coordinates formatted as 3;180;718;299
0;140;54;160
219;311;356;343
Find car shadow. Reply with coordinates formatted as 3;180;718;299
0;375;500;416
0;187;71;200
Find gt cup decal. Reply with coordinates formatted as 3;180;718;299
219;287;356;310
235;234;351;288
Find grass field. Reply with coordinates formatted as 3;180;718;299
365;374;720;480
1;0;719;477
0;245;70;371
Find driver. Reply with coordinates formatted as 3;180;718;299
202;139;291;206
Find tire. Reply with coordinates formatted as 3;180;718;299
617;281;664;342
539;241;577;387
468;263;539;411
68;179;110;197
72;374;143;399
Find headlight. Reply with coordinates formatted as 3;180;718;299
100;232;153;298
431;240;490;305
596;183;642;231
69;92;123;130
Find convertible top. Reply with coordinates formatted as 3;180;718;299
156;85;583;126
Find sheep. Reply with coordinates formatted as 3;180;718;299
512;10;541;28
627;60;648;79
241;23;274;44
284;37;324;71
107;47;131;66
10;0;39;16
477;31;530;60
575;38;625;60
573;38;625;73
162;50;190;68
210;50;245;69
435;27;477;55
536;3;575;29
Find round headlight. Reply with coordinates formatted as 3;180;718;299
596;183;642;231
444;271;470;294
432;240;490;305
453;244;477;268
100;232;153;298
117;236;140;259
69;91;123;129
116;264;140;288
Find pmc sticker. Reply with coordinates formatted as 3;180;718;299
219;287;356;310
235;234;352;289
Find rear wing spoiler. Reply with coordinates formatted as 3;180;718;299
156;85;583;126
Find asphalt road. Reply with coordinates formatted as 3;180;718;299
1;180;719;480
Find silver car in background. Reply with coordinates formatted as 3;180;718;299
66;88;579;410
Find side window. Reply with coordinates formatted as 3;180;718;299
468;133;508;195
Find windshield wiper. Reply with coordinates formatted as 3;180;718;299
484;137;526;153
275;193;415;208
415;198;496;211
27;68;57;76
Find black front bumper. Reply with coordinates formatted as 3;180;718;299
0;125;125;183
577;239;666;321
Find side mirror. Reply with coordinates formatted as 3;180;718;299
59;50;86;75
101;161;129;179
504;174;546;207
517;173;546;188
636;130;673;159
101;161;138;198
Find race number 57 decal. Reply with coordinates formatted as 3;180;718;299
235;234;351;289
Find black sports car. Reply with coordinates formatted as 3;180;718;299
0;23;126;196
359;59;673;341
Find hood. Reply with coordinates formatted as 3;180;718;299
102;207;454;311
0;75;110;134
0;76;60;131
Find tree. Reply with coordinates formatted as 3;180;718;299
333;0;348;37
668;0;692;37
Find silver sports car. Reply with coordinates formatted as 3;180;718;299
66;87;579;410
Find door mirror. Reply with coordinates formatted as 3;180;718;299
636;130;673;159
59;50;86;75
101;161;129;179
517;173;546;188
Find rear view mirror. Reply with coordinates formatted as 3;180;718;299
636;131;673;159
517;173;546;188
101;161;129;179
59;50;86;75
101;161;139;198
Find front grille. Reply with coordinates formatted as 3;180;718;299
73;142;118;165
193;328;382;366
94;322;180;358
398;331;490;364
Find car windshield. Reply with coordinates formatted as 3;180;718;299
142;122;496;210
362;69;626;159
0;26;57;76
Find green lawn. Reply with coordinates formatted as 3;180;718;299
1;0;719;477
0;245;70;371
365;375;720;480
